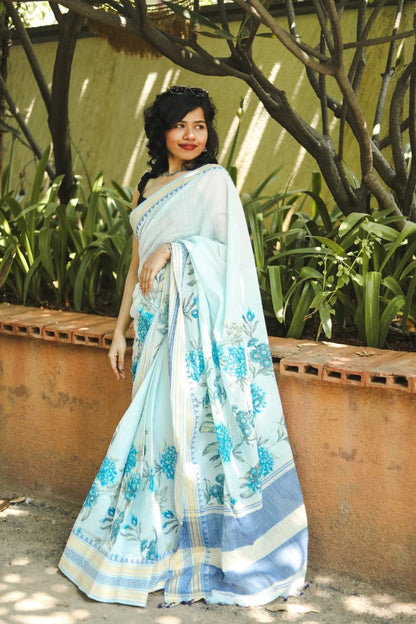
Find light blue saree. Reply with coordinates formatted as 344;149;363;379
59;164;308;606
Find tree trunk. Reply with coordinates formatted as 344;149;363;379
0;11;10;183
49;11;82;204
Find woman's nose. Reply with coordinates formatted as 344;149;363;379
183;126;195;139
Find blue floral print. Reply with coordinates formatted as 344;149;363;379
84;482;99;508
258;446;274;476
160;446;177;479
97;457;117;486
211;341;223;368
162;510;179;534
109;510;124;542
204;473;225;505
215;424;233;462
245;309;255;322
223;345;247;379
250;342;273;368
124;474;141;501
186;349;205;382
125;445;138;475
148;468;155;492
137;309;154;344
247;466;262;493
250;383;267;416
235;409;254;439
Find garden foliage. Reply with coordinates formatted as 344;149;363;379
1;149;416;349
0;147;132;313
242;171;416;349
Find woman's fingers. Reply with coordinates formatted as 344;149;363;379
139;245;171;295
108;336;127;380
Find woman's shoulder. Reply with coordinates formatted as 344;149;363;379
197;163;233;184
137;170;153;193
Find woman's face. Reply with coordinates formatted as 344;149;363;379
165;107;208;168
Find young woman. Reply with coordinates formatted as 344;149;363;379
59;86;308;607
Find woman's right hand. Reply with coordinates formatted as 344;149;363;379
108;330;127;380
139;243;171;295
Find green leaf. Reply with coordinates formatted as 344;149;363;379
31;146;51;204
378;295;406;348
401;273;416;331
319;302;333;339
338;212;367;238
364;271;381;347
268;265;285;322
287;282;314;339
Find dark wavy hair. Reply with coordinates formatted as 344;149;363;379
144;88;219;177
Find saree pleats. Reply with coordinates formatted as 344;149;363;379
59;165;308;606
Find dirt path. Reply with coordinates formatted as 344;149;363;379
1;497;415;624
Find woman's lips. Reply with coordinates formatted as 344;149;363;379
179;144;197;150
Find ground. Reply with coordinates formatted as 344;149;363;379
0;497;415;624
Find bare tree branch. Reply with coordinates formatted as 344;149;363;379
404;54;416;219
372;0;404;145
389;61;412;191
4;1;51;114
49;1;63;24
312;0;334;56
0;73;55;179
233;0;334;74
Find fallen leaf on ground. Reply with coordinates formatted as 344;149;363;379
0;499;10;512
266;602;320;614
10;496;26;504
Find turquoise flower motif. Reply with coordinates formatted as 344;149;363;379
211;341;223;368
109;510;124;541
137;309;154;344
125;445;138;475
258;446;274;476
235;409;254;439
215;424;233;462
162;509;179;534
250;383;267;416
125;474;141;501
160;446;177;479
211;473;225;504
247;466;262;493
245;309;255;322
97;457;117;486
84;482;99;508
250;342;272;368
223;345;247;379
186;349;205;382
131;514;138;527
146;539;158;561
148;468;155;492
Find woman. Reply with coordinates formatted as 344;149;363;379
59;86;308;607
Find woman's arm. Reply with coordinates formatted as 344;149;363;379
108;191;140;380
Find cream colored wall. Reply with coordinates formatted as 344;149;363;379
4;4;415;199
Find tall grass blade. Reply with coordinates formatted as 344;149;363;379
364;271;381;347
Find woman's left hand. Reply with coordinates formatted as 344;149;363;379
139;243;171;295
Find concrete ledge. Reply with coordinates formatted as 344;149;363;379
0;305;415;593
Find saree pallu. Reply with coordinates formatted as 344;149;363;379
59;164;308;607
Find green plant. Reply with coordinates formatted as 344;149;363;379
243;172;416;348
0;147;133;313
